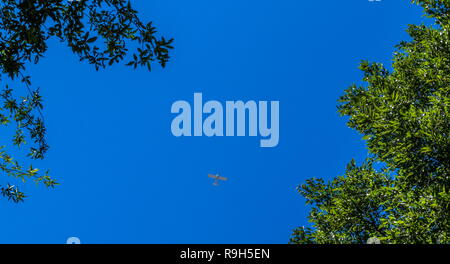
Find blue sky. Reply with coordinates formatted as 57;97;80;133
0;0;426;243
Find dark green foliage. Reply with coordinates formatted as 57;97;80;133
0;0;173;203
291;0;449;244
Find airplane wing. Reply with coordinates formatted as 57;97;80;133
217;176;227;181
208;174;217;178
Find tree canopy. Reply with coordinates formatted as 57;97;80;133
291;0;449;244
0;0;173;203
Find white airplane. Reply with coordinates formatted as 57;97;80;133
208;174;228;186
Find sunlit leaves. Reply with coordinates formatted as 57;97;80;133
1;184;25;203
292;0;449;244
0;0;172;203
